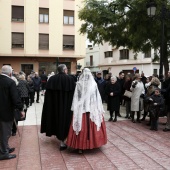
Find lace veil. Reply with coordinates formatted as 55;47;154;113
71;68;105;135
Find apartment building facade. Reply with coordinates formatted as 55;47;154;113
0;0;85;75
85;42;162;77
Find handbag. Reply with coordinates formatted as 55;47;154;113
124;90;132;98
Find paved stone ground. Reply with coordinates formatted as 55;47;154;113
0;96;170;170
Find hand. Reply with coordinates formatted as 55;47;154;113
154;103;158;106
140;94;145;98
149;98;153;101
110;92;113;96
20;111;25;119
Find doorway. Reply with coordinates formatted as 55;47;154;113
21;64;33;76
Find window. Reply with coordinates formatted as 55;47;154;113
88;45;93;48
120;49;129;59
90;55;93;66
144;49;151;58
12;33;24;48
153;69;157;75
39;8;49;23
39;34;49;49
63;10;74;25
104;51;113;58
63;35;74;50
12;6;24;21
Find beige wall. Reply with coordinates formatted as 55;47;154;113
25;0;39;55
0;0;11;54
74;0;86;58
49;0;63;55
0;0;85;73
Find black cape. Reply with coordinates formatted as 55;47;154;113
40;73;75;141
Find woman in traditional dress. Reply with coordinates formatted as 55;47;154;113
66;68;107;153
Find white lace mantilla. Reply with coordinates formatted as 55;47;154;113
71;68;105;135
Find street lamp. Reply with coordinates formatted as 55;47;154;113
146;0;170;83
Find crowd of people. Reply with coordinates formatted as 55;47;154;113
1;63;170;160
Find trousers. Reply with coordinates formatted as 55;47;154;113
0;120;13;154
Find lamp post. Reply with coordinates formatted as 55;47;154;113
146;0;170;82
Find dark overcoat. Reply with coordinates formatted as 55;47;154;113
0;75;23;121
40;72;75;141
105;81;121;111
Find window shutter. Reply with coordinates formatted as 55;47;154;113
39;34;49;49
39;8;49;15
63;35;74;45
12;6;24;20
12;33;24;45
64;10;74;16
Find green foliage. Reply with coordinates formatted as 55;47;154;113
79;0;170;54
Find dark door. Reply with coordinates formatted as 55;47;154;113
21;64;33;76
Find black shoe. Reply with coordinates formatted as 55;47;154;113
147;123;151;126
12;133;16;136
117;113;122;117
132;120;136;123
113;118;117;122
36;101;39;103
140;117;145;121
108;118;113;121
59;145;67;151
163;128;170;132
125;115;129;118
136;119;141;123
0;154;16;160
9;148;15;153
30;103;32;106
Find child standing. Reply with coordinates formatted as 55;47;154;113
148;88;164;131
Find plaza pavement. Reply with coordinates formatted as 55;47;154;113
1;95;170;170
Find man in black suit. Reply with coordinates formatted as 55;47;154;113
0;65;24;160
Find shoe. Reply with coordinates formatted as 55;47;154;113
78;149;83;154
113;118;117;122
146;123;151;126
117;113;122;117
132;120;136;123
9;148;15;153
59;145;67;151
125;115;128;118
12;133;16;136
154;128;158;131
0;154;16;160
136;120;141;123
108;118;113;121
30;103;32;106
36;101;39;103
163;128;170;132
140;117;145;121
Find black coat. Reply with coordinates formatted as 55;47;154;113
40;72;75;140
95;77;106;102
105;81;121;111
0;75;23;121
32;76;41;91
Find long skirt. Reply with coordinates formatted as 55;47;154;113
66;113;107;150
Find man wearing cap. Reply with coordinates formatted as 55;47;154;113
95;71;106;103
